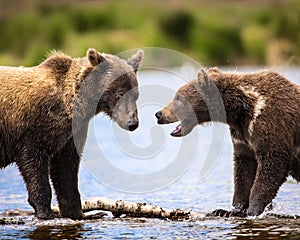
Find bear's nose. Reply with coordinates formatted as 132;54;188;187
155;111;162;121
128;120;139;131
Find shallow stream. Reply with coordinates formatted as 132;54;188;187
1;68;300;239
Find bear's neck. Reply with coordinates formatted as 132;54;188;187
72;61;112;126
214;79;256;131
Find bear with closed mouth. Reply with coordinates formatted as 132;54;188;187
0;48;144;219
155;67;300;217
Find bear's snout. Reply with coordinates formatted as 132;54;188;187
155;109;178;124
127;119;139;131
155;111;163;123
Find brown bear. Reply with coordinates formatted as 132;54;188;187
155;67;300;217
0;48;144;219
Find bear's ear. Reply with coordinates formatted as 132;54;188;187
197;69;212;90
127;49;144;72
207;67;221;75
87;48;105;66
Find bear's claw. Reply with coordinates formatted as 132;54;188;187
209;209;247;218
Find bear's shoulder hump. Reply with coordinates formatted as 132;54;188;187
39;51;73;75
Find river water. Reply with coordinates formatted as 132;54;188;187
0;67;300;239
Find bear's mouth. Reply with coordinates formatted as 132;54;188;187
170;119;197;137
171;123;182;137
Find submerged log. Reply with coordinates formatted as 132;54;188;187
1;197;299;225
0;217;26;225
52;197;204;220
80;197;205;220
1;197;205;224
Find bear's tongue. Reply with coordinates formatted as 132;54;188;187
171;123;182;137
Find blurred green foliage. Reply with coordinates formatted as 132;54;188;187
0;0;299;66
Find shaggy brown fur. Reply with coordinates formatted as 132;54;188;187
156;67;300;216
0;48;144;219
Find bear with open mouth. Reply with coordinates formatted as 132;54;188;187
156;67;300;217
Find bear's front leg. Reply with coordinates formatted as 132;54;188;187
232;143;257;212
50;138;84;220
15;144;54;219
210;141;257;218
247;150;290;216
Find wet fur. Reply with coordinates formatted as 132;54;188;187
158;67;300;216
0;48;143;219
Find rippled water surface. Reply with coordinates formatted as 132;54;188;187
1;68;300;239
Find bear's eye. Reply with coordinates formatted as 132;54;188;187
116;92;124;99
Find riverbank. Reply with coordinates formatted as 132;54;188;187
0;0;299;66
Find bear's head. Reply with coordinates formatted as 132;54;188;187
80;48;144;131
155;68;224;137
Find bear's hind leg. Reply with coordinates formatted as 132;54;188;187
247;150;289;216
291;156;300;182
50;139;83;220
16;146;53;219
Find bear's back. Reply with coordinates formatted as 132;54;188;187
0;65;54;112
0;53;79;140
210;69;300;101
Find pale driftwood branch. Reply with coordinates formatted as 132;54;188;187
53;197;205;220
0;217;26;225
0;209;33;225
1;197;300;225
80;197;206;220
1;197;205;224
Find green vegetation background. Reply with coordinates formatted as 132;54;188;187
0;0;299;66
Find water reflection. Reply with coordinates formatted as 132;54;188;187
232;219;300;239
1;213;300;239
27;224;84;240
